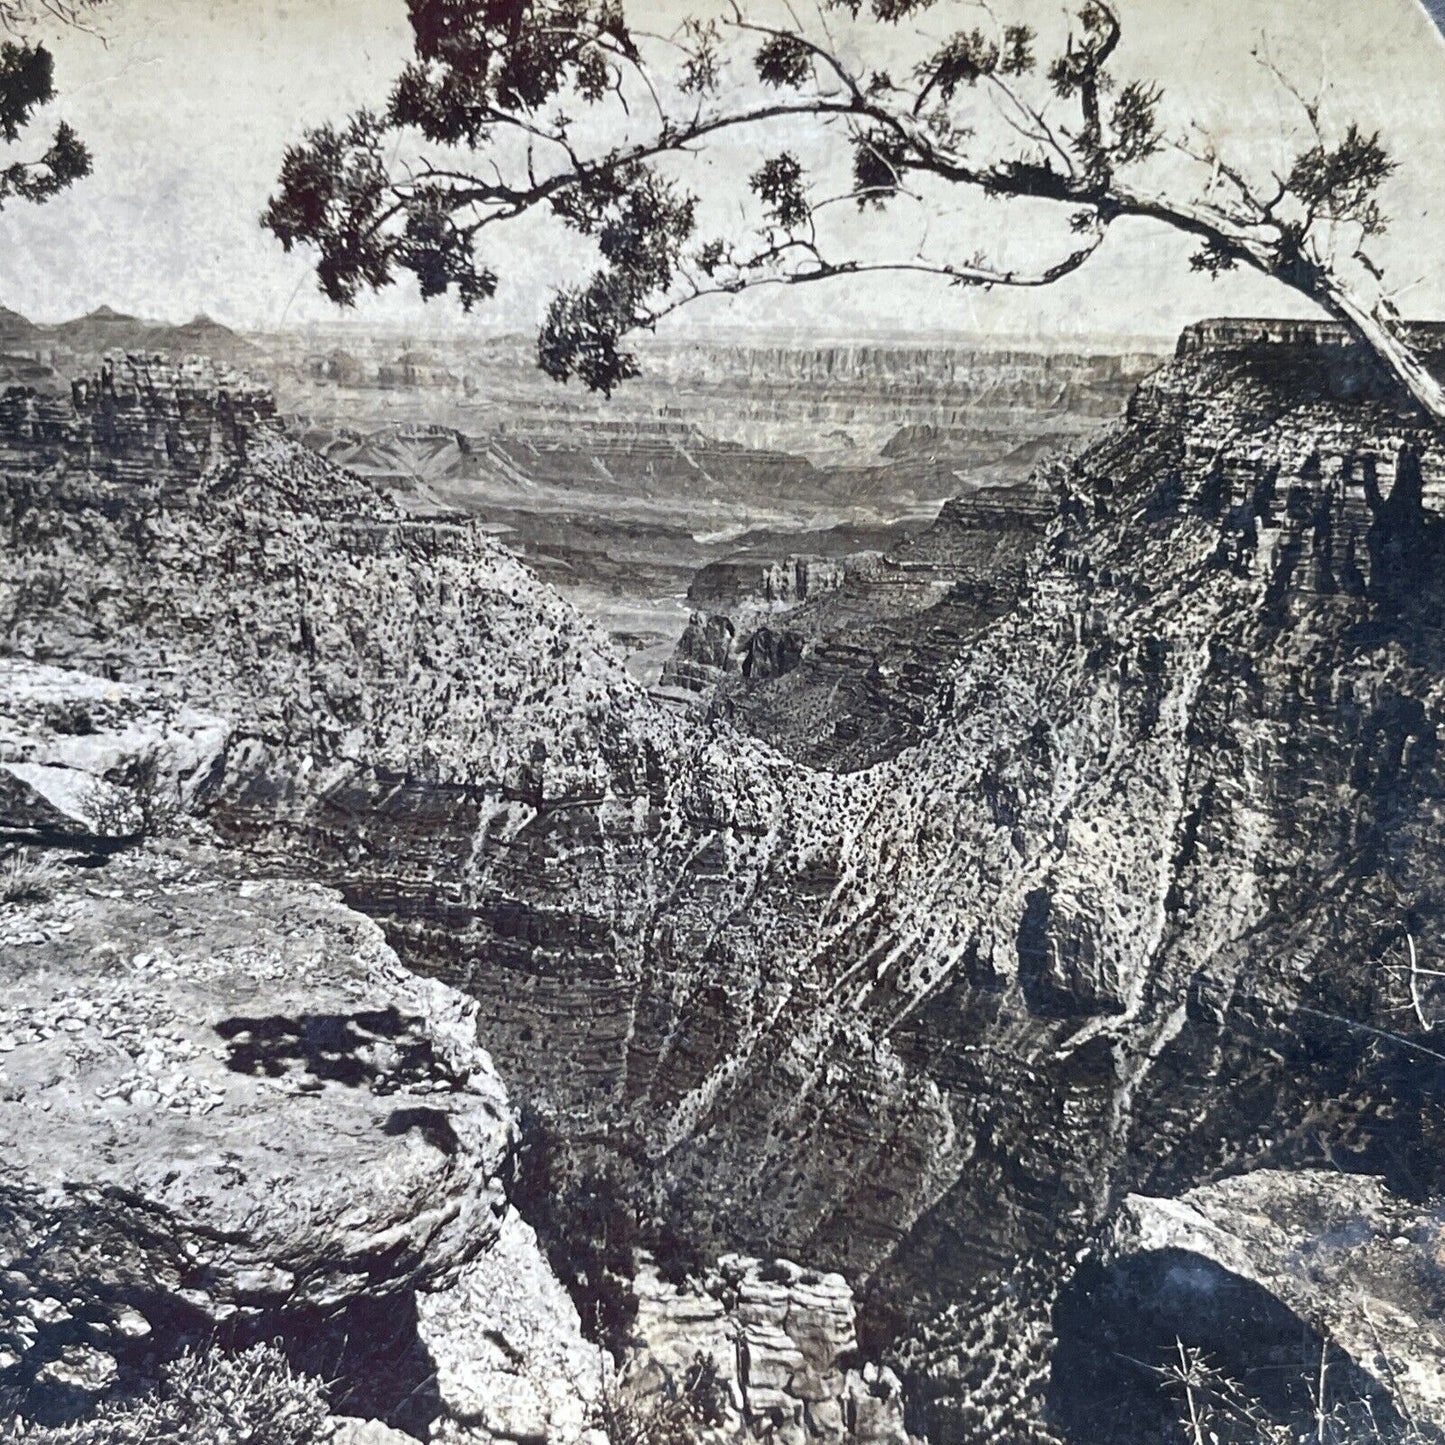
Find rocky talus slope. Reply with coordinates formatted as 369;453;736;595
8;334;1445;1442
0;356;669;813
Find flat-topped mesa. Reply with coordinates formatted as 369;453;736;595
0;351;277;481
686;554;854;612
1177;316;1445;374
646;339;1159;396
1123;319;1445;554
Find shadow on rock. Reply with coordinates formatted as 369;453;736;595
215;1008;459;1095
1049;1248;1416;1444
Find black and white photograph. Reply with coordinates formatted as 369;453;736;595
2;1;1445;1441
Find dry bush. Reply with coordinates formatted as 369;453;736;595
0;1342;330;1445
0;849;59;905
590;1353;729;1445
83;750;182;844
1157;1338;1438;1445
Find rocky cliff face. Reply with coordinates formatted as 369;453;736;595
433;332;1445;1440
632;1256;908;1445
0;367;667;814
640;341;1158;422
687;555;856;614
0;646;890;1445
7;334;1445;1442
660;554;863;697
0;353;275;482
661;479;1056;768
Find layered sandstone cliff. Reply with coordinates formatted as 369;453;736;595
0;353;275;482
6;333;1445;1442
0;367;667;815
661;478;1057;767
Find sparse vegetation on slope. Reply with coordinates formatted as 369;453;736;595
0;1344;328;1445
0;847;57;904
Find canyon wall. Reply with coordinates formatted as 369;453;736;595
640;341;1158;417
6;333;1445;1441
423;329;1445;1439
0;353;275;482
662;479;1057;768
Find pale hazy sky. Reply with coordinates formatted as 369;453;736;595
0;0;1440;342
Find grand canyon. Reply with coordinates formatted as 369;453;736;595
2;0;1443;1438
5;306;1445;1445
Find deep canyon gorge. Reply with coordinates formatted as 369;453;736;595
4;321;1445;1445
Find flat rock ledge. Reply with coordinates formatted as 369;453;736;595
0;847;601;1439
0;659;230;843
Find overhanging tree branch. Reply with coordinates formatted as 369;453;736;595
263;0;1445;420
644;230;1109;324
0;2;101;217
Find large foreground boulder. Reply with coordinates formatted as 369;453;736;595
0;847;600;1437
1052;1169;1445;1443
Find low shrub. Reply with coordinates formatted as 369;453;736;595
1156;1337;1434;1445
0;850;59;905
0;1342;330;1445
83;750;182;844
590;1353;728;1445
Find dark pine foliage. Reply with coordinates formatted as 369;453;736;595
259;0;1436;416
0;34;91;208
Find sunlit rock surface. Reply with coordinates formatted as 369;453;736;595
0;848;594;1438
0;659;229;841
419;1209;605;1445
633;1256;909;1445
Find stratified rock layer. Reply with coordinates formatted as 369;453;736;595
0;353;274;482
8;333;1445;1439
632;1256;908;1445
